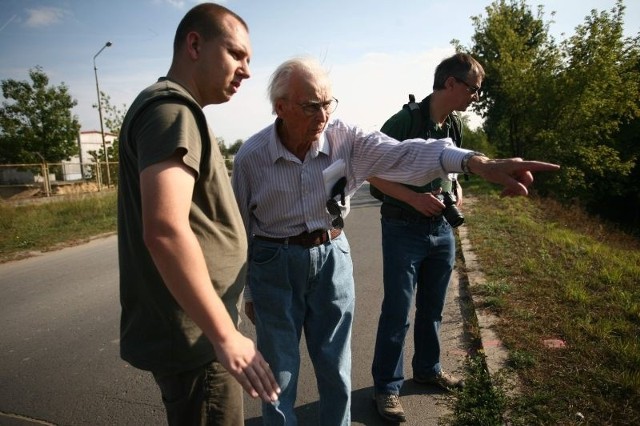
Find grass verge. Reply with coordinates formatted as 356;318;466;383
453;179;640;425
0;191;117;262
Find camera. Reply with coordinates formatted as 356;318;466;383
437;192;464;228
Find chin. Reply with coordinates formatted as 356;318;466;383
214;93;233;105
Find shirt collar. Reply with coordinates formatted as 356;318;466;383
268;118;331;163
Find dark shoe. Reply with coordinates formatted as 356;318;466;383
414;370;464;391
373;392;406;423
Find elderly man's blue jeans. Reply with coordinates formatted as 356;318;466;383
372;215;455;395
249;232;354;426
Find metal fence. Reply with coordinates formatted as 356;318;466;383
0;160;117;202
1;158;234;203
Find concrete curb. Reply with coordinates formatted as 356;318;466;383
457;225;510;377
458;217;522;401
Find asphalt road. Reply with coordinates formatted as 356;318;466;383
0;185;468;425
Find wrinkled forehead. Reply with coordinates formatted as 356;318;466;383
289;70;332;102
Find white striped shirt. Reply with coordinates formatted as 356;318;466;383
231;118;471;239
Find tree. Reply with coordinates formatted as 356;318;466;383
89;91;126;165
97;91;126;135
463;0;640;228
0;66;80;164
87;91;126;186
217;137;228;157
545;1;639;202
227;139;244;156
461;0;559;159
216;137;243;172
460;119;495;158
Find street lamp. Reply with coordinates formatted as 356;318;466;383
93;41;112;187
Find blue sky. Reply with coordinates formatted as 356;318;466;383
1;0;638;145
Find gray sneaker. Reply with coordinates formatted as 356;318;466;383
373;393;406;423
414;370;465;391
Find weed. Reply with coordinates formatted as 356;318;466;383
449;353;506;426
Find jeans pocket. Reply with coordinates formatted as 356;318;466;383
250;242;282;265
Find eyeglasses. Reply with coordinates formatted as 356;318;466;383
454;77;481;95
326;176;346;229
297;97;339;117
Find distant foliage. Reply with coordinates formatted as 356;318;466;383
217;137;243;172
90;91;126;167
0;66;81;163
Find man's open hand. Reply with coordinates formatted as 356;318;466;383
213;331;280;403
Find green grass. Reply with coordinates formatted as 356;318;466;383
456;178;640;425
0;191;117;262
449;354;507;426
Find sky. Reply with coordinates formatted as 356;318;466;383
1;0;638;145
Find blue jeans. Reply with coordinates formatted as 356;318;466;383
249;232;354;426
371;215;455;395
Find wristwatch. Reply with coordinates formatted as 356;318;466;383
461;151;485;175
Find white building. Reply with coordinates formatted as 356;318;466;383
62;130;116;180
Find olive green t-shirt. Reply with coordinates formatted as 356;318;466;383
118;78;248;374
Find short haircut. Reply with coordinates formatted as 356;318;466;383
268;56;331;114
173;3;248;54
433;53;485;90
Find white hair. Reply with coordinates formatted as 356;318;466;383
267;56;331;114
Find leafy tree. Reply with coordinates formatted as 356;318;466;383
0;66;80;163
461;0;559;159
459;116;495;158
545;1;639;203
217;137;228;157
227;139;244;156
216;137;243;172
89;91;126;165
97;92;126;135
463;0;640;219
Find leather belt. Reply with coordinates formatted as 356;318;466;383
253;228;342;248
380;203;443;223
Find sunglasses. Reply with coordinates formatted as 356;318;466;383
454;77;481;95
326;176;346;229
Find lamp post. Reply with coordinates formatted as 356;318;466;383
93;41;112;187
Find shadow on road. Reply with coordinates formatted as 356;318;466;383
244;383;449;426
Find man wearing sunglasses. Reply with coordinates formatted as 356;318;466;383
231;56;556;426
368;53;485;422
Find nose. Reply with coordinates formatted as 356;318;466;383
239;59;251;79
316;107;329;121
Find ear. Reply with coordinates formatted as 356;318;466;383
444;76;457;90
185;32;201;59
274;98;288;117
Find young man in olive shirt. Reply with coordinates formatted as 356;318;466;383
118;4;279;424
369;53;485;423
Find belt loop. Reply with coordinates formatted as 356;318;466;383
284;237;289;249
